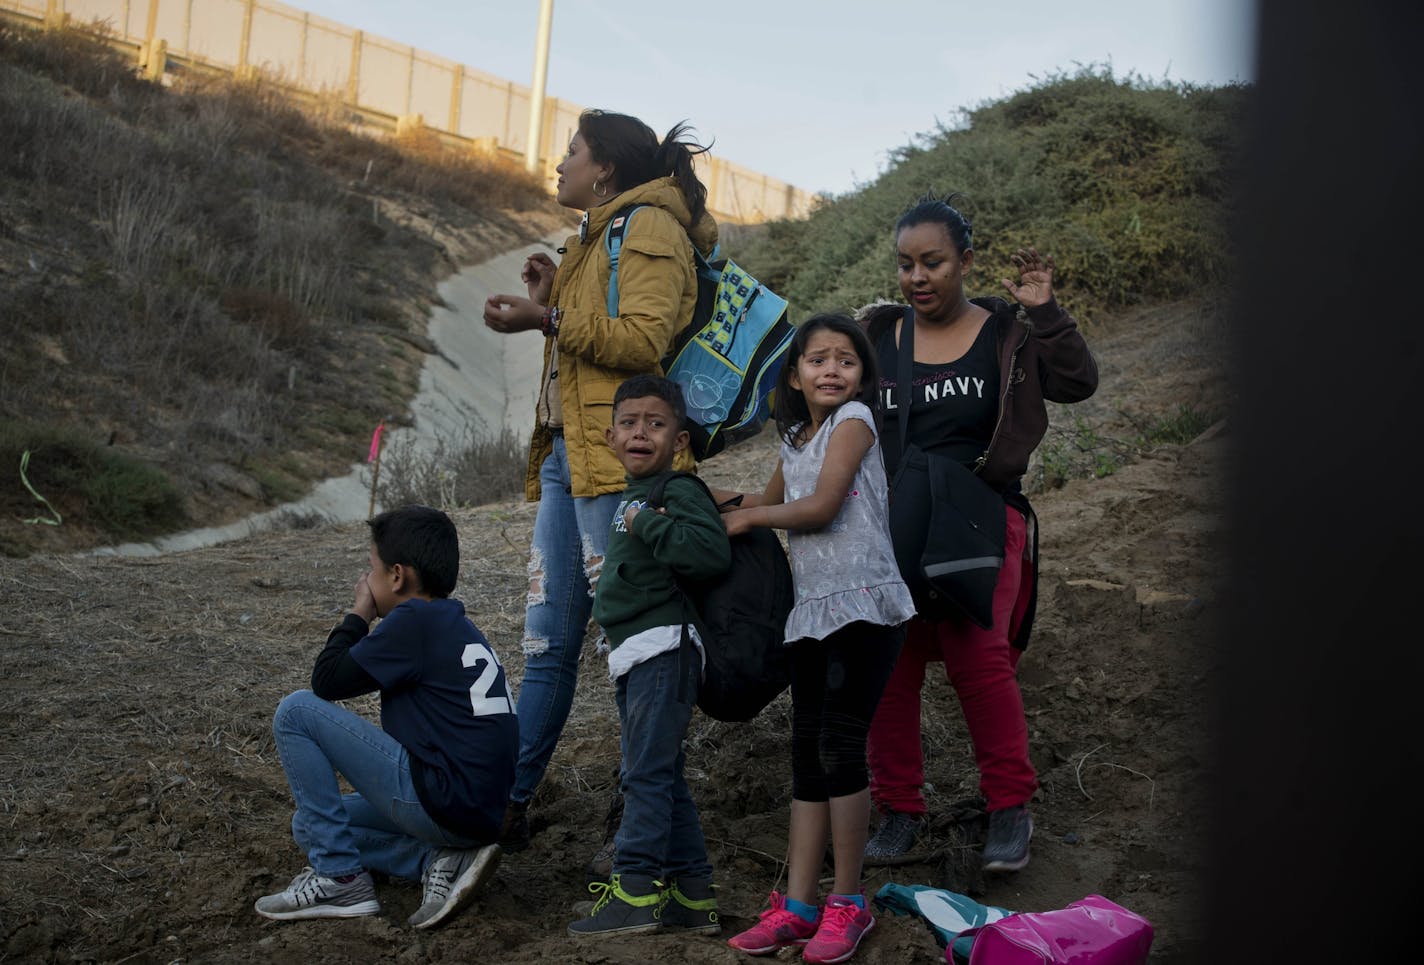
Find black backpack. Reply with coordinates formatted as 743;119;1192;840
646;471;794;722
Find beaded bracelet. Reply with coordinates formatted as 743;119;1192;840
539;306;561;338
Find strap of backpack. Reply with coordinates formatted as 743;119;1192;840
895;304;915;468
608;206;725;317
604;204;645;317
646;469;717;707
646;469;713;510
676;597;698;707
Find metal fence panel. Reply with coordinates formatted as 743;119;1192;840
0;0;817;221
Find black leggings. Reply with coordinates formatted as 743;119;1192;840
790;620;905;801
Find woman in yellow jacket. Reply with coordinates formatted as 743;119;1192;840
483;109;716;851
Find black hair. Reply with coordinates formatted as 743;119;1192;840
896;191;974;254
367;505;459;598
578;110;711;225
612;373;687;428
773;312;881;448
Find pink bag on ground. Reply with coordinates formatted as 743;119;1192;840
950;894;1153;965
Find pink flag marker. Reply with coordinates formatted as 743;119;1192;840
367;422;384;463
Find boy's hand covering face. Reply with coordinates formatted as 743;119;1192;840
605;395;688;479
361;545;406;621
352;572;378;622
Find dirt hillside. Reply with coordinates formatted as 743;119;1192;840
0;297;1227;964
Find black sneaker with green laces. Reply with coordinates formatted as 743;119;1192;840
567;873;663;936
657;875;719;935
982;805;1033;872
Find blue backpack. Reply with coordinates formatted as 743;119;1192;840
605;206;795;461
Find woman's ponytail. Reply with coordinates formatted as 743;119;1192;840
578;110;711;222
656;121;711;225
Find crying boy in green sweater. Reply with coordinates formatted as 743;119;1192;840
567;374;730;940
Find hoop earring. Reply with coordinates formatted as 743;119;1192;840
593;179;609;198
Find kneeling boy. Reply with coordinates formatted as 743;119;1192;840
256;505;518;930
568;375;731;938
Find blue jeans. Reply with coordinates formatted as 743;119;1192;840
613;648;711;880
272;690;477;880
513;435;622;804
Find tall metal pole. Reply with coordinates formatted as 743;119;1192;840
524;0;555;175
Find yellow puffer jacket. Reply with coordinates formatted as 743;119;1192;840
524;176;718;500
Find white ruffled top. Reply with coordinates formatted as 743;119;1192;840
781;401;917;643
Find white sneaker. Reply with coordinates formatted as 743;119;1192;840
254;867;380;920
408;843;501;930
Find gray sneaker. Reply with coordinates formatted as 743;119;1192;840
864;810;926;864
408;843;502;930
982;806;1033;872
254;867;380;921
583;791;622;886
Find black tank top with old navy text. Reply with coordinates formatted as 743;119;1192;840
877;317;1000;475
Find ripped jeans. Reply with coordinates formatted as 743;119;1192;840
512;434;621;805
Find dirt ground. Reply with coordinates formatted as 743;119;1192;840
0;297;1228;964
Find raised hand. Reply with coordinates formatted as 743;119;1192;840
521;252;557;305
483;294;543;333
352;573;377;622
1001;247;1056;309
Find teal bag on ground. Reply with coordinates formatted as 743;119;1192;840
873;882;1014;962
606;205;794;461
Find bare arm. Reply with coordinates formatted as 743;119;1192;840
723;419;872;536
709;461;786;513
482;293;543;333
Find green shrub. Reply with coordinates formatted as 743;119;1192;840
0;423;185;541
247;459;308;504
1142;405;1216;445
734;66;1247;323
1026;412;1137;492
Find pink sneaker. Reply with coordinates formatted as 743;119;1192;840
727;890;819;955
802;894;875;964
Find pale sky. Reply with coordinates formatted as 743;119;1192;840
294;0;1256;197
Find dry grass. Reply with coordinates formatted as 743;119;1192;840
375;424;528;510
0;17;564;557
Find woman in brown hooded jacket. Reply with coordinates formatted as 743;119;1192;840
858;193;1098;874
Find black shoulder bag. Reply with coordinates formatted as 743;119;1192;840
886;306;1007;628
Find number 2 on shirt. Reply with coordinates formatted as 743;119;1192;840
461;642;513;717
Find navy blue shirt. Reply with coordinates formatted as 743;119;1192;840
345;598;518;840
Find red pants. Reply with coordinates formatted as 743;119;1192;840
867;504;1037;815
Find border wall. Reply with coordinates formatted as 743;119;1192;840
2;0;820;224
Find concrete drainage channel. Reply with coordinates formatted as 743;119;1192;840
90;235;559;557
